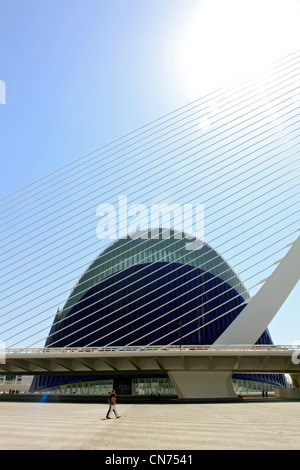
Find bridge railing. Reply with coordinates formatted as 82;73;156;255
3;344;299;355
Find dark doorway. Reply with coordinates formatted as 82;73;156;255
113;377;132;395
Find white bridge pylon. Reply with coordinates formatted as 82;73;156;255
170;235;300;399
214;234;300;345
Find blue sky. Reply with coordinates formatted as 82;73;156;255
0;0;194;192
0;0;299;347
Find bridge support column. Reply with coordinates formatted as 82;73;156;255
275;375;300;400
290;374;300;388
167;371;236;399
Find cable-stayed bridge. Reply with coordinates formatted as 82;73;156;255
0;51;299;398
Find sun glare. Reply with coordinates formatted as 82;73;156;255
199;117;210;130
176;0;300;98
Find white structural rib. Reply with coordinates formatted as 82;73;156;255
214;233;300;345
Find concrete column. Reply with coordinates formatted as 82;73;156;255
274;374;300;400
167;371;236;399
290;374;300;388
275;387;300;399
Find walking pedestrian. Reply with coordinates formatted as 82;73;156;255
106;390;121;419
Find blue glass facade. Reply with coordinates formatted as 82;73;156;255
30;233;286;392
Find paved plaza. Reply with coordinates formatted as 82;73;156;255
0;398;299;450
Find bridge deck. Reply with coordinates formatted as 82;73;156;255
1;345;299;375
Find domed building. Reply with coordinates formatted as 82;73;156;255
30;230;286;395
